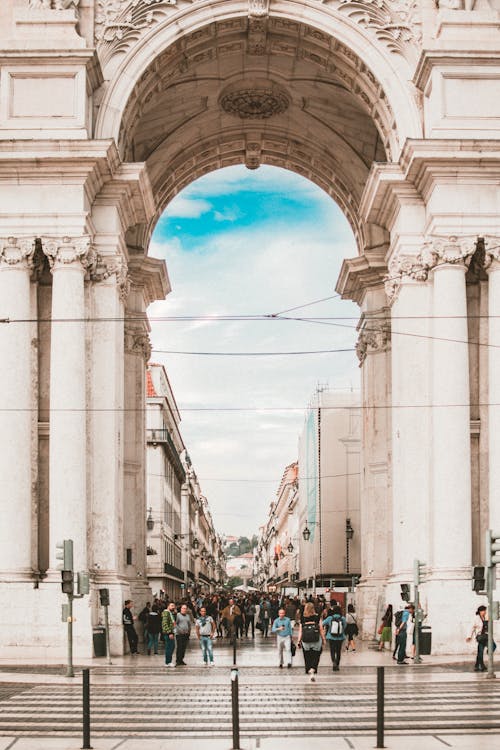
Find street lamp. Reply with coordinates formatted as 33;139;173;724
345;517;354;573
302;525;311;541
287;541;294;553
146;508;154;531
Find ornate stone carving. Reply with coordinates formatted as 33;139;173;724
484;236;500;269
0;237;36;269
125;322;152;361
95;0;420;65
29;0;80;9
90;253;131;302
220;84;290;119
356;320;391;364
41;236;94;271
248;0;269;18
384;235;477;301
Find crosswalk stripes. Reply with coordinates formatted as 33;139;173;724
1;677;500;737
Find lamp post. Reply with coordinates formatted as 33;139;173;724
146;508;154;531
345;517;354;574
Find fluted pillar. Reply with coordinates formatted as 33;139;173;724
44;236;91;573
429;238;474;572
0;237;35;578
486;238;500;535
390;276;432;574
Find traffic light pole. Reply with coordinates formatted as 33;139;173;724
414;584;422;665
66;592;74;678
103;603;112;665
486;565;496;680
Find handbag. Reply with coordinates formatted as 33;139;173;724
476;633;488;645
377;624;383;635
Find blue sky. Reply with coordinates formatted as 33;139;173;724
149;165;360;538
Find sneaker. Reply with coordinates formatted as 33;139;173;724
310;674;316;682
209;662;214;666
397;660;409;665
287;663;292;669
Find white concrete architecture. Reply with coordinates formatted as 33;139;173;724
1;0;500;654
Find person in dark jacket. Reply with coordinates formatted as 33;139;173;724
122;600;138;655
146;604;162;655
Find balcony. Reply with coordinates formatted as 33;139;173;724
147;428;186;483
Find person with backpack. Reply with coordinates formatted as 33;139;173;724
323;604;347;671
161;601;176;666
392;607;404;660
298;601;326;681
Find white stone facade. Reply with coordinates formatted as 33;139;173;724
0;0;499;654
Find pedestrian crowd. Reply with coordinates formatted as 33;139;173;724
122;592;358;675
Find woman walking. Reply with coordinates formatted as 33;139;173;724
378;604;393;651
345;603;358;651
466;605;497;672
298;601;326;681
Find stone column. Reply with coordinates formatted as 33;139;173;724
485;238;500;535
44;236;92;573
0;237;35;578
355;289;392;637
389;270;433;578
428;237;474;573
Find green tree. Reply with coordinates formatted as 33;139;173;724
226;575;243;588
238;536;251;554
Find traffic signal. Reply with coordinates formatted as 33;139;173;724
486;529;500;567
77;571;90;596
472;565;486;594
400;583;410;602
61;570;74;595
414;559;426;586
99;588;110;607
55;539;73;571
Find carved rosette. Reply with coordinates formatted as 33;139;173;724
384;235;477;302
125;322;152;361
356;320;391;365
0;237;36;269
484;236;500;270
41;236;95;272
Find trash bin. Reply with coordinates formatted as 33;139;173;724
419;626;432;655
93;627;107;657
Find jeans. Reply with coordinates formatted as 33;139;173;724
147;632;159;654
329;639;343;667
245;615;255;638
200;635;214;663
277;635;291;666
476;638;497;668
397;629;407;662
176;633;189;664
164;633;175;664
125;625;138;654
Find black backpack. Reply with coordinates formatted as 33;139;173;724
302;620;320;643
394;610;404;628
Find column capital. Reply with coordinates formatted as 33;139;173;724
41;236;95;272
90;253;131;303
0;236;36;269
356;319;391;365
124;321;151;362
484;235;500;272
385;234;478;301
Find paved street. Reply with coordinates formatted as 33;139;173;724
0;638;499;749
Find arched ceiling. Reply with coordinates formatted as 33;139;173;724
118;15;393;242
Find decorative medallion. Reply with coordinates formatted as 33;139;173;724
220;83;290;119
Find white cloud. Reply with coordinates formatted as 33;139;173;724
165;195;212;218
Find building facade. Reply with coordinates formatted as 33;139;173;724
1;0;500;653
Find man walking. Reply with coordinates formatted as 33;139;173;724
175;603;192;666
271;607;293;668
162;601;176;667
195;606;216;665
122;599;138;655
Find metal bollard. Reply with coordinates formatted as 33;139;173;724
233;635;237;666
376;666;385;749
231;668;240;750
82;668;92;749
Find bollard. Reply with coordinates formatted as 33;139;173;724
82;668;92;749
233;634;237;666
231;668;240;750
376;666;385;749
